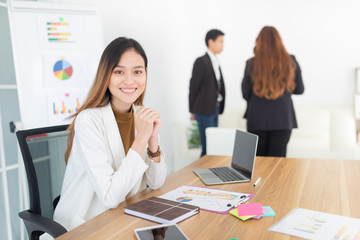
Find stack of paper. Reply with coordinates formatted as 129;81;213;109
229;203;276;221
269;208;360;240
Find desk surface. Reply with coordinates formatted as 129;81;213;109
57;156;360;240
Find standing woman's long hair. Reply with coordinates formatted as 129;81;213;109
252;26;295;100
64;37;148;163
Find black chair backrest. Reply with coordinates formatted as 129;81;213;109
16;125;69;218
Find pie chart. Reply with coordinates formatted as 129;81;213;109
53;59;73;80
176;197;193;203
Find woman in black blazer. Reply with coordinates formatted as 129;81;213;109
241;26;304;157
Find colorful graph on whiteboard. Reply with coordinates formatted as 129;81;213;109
47;91;87;125
52;93;81;115
53;59;73;80
46;17;73;43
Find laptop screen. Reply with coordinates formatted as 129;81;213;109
231;130;258;179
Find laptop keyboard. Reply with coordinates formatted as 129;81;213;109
209;167;245;182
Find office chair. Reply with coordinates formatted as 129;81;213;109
16;125;69;240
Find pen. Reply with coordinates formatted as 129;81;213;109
227;195;247;208
253;176;262;186
232;197;249;208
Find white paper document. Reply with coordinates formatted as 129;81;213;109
159;185;252;213
269;208;360;240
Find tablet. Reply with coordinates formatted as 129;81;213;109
134;223;189;240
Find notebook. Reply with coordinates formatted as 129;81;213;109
124;196;199;224
193;129;258;185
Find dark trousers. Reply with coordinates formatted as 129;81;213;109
248;130;292;157
195;106;220;157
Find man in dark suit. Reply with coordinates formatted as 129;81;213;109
189;29;226;157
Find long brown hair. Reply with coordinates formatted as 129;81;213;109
252;26;295;100
65;37;148;163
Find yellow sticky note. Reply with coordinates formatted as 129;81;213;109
229;208;256;221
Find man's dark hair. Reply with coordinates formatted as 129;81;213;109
205;29;225;47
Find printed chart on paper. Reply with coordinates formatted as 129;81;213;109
269;208;360;240
160;185;251;213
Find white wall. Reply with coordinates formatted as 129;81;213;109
64;0;360;172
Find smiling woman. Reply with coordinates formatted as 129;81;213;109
52;37;167;232
109;49;147;112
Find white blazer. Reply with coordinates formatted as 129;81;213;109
53;103;167;231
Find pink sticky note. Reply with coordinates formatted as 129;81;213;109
252;207;268;219
237;203;263;216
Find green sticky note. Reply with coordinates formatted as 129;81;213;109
261;206;276;217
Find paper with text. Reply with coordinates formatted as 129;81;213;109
160;185;252;213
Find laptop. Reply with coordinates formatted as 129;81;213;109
193;129;258;185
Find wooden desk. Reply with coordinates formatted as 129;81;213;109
57;156;360;240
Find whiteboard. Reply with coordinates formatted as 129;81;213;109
9;1;103;128
356;67;360;93
355;94;360;119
